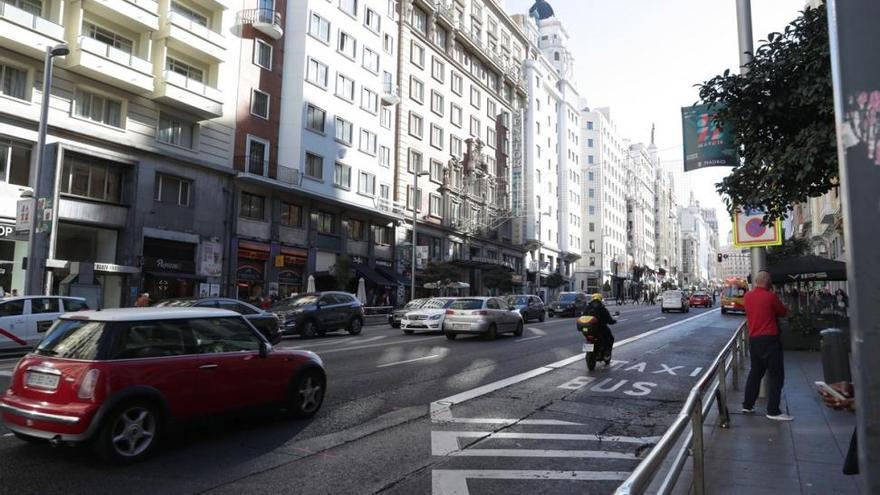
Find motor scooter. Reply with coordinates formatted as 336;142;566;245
576;311;620;370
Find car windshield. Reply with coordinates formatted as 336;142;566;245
154;299;197;307
272;295;318;310
723;287;746;297
664;291;681;297
558;293;577;302
507;296;529;305
403;299;426;309
422;298;453;309
34;319;106;360
449;299;483;310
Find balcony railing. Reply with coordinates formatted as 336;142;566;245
168;11;224;47
236;8;282;39
381;82;400;106
163;69;222;101
78;35;152;74
0;0;64;39
434;1;455;25
234;156;302;186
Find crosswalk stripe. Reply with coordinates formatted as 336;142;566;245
432;470;630;495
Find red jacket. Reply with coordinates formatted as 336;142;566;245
744;286;787;338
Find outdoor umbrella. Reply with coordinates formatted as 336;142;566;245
357;277;366;304
306;274;315;293
767;255;847;282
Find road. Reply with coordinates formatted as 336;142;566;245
0;304;743;495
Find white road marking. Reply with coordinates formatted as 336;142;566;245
0;371;12;377
1;433;12;437
527;327;546;335
345;335;384;345
432;470;630;495
284;337;359;349
691;367;703;377
648;316;667;322
447;449;638;459
616;318;629;322
377;354;441;368
318;336;447;355
515;335;543;343
432;431;660;456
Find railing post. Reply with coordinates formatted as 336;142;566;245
732;340;740;390
716;358;731;428
691;397;705;495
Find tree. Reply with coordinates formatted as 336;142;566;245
767;236;811;264
482;266;513;294
421;262;461;286
334;254;353;292
602;281;612;293
545;272;564;289
697;5;836;221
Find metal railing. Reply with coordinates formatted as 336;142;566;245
615;321;749;495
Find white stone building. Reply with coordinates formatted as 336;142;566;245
718;245;751;280
625;141;657;293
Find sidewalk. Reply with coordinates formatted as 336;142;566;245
674;350;863;494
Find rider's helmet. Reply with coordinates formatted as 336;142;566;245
591;293;603;302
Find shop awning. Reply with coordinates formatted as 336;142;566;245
376;266;410;286
354;264;394;287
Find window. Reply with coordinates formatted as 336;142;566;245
253;40;272;69
359;129;377;155
85;23;133;54
430;124;443;149
166;57;203;82
190;317;261;353
450;104;462;127
362;47;380;73
486;99;496;119
410;41;424;67
60;153;122;203
379;183;390;201
245;137;268;175
429;159;442;182
349;219;366;241
379;145;390;168
171;2;208;26
409;76;424;103
589;222;595;232
588;155;594;164
0;140;32;186
435;26;448;48
280;202;302;227
407;149;422;173
380;107;392;129
451;72;462;95
429;194;442;217
339;0;357;17
406;185;422;211
360;87;378;113
336;31;357;60
365;7;381;32
588;138;594;148
358;171;375;196
587;171;594;181
306;58;328;87
470;116;480;137
240;192;264;219
335;117;353;145
0;63;27;100
430;90;444;116
306;104;326;133
63;299;89;311
308;12;330;42
373;223;392;245
411;5;427;34
317;211;336;234
305;152;323;179
157;112;194;148
431;57;445;82
154;173;191;206
73;89;123;128
470;86;481;108
450;136;462;158
586;121;594;130
335;73;355;101
383;33;394;54
408;112;423;138
250;89;269;119
334;162;351;189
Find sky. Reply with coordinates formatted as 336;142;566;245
504;0;808;242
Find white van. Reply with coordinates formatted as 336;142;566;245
0;296;89;351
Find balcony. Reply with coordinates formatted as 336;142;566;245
83;0;158;31
433;1;456;28
381;82;400;106
234;157;302;186
153;69;222;118
159;11;226;61
67;36;154;93
236;8;282;40
0;1;65;59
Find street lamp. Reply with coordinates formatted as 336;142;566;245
534;210;551;296
410;168;429;302
24;43;68;296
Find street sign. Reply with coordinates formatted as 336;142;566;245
732;209;782;248
681;104;737;171
15;199;34;232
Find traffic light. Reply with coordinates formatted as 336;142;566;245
717;253;723;263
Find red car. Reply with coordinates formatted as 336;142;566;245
0;308;325;462
689;292;713;308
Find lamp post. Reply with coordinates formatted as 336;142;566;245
410;168;429;302
24;43;69;296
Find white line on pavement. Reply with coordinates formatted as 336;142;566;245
648;316;667;322
345;336;385;345
448;449;638;459
284;337;360;350
432;431;660;456
432;470;630;495
377;354;441;368
319;336;447;355
1;433;12;437
515;336;543;343
617;318;629;322
526;327;546;335
0;371;12;377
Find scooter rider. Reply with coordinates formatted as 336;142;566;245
584;293;616;355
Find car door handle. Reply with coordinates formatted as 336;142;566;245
199;364;219;369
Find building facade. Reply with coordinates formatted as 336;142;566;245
654;165;680;287
718;245;751;280
625;141;657;296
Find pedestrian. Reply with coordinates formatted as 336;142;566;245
10;289;18;297
835;289;849;317
817;381;858;475
741;271;792;421
712;290;717;306
135;292;150;307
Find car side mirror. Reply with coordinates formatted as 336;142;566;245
260;341;272;358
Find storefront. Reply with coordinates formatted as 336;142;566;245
236;239;270;301
276;246;307;297
0;220;27;296
142;237;202;301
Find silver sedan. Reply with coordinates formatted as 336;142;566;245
442;297;524;340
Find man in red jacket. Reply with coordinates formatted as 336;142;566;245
742;270;792;421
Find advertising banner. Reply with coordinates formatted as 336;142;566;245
681;104;737;171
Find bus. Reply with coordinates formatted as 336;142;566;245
720;277;749;314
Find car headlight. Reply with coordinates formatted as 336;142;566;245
429;314;442;320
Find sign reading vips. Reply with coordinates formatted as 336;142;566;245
681;104;737;171
733;208;783;248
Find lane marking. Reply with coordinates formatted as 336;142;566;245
284;337;359;349
430;309;721;422
515;335;543;343
1;433;13;437
446;449;638;459
617;318;629;322
345;335;384;345
648;316;666;322
432;470;630;495
377;354;441;368
0;371;12;377
318;336;447;355
432;431;661;456
526;327;546;335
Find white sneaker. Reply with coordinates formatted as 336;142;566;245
766;413;794;421
741;407;755;413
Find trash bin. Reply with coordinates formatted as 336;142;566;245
820;328;851;384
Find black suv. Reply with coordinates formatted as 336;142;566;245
154;298;281;344
547;292;588;317
271;292;365;338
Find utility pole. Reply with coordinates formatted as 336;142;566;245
827;0;880;490
734;0;767;282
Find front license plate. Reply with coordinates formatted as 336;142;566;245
25;372;60;390
582;343;594;352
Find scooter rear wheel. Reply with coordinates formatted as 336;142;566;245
586;352;597;371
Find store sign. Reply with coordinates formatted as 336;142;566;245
144;256;195;273
94;262;139;274
15;199;34;232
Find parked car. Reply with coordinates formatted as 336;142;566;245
547;292;588;317
0;307;326;463
0;296;89;351
689;292;712;308
155;298;281;344
442;297;523;340
400;297;456;334
271;292;364;338
661;290;690;313
505;294;546;322
389;298;428;328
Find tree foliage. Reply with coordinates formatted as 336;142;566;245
545;272;564;289
421;262;461;285
767;236;811;264
334;254;353;292
482;266;513;294
697;6;837;221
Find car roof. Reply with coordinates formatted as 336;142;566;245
60;307;240;321
1;296;85;302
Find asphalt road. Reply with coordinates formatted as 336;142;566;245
0;304;743;495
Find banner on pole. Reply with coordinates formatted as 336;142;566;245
681;104;737;171
732;208;783;248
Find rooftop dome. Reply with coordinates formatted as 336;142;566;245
529;0;555;21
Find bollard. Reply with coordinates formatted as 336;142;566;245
820;328;852;384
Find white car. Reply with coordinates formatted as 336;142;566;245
0;296;89;351
401;297;456;334
661;290;689;313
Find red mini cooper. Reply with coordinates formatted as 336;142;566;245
0;308;325;462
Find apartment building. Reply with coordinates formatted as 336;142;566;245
0;0;236;305
626;141;657;287
654;166;680;285
718;245;751;280
394;0;529;296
